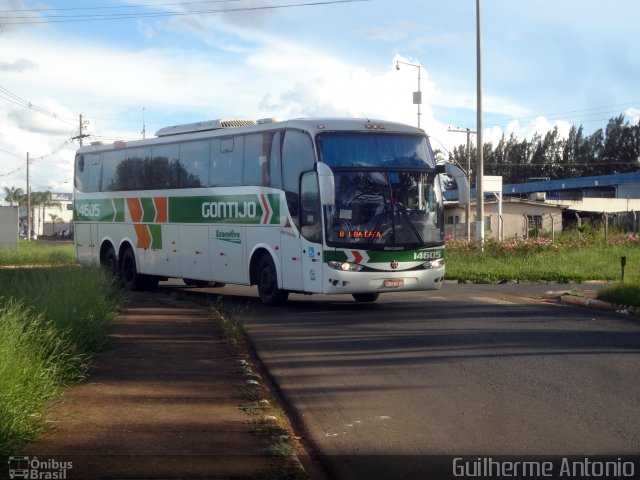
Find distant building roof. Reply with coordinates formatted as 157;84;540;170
503;171;640;195
444;171;640;201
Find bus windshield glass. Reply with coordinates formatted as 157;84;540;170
324;170;443;249
318;132;435;169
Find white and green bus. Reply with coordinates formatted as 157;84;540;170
74;117;468;305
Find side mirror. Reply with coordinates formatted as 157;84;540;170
317;162;335;206
442;163;470;205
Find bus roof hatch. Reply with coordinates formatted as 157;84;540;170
155;119;257;137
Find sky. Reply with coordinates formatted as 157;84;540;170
1;0;639;196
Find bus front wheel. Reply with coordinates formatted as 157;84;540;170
257;256;289;306
352;293;380;303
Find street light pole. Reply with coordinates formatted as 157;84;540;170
396;60;422;129
476;0;485;247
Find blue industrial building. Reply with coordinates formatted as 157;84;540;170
445;171;640;203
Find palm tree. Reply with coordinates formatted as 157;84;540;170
3;186;24;206
30;191;61;236
49;213;64;235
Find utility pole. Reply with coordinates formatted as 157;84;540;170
26;152;31;241
448;127;476;240
476;0;485;247
73;114;90;145
142;106;146;139
79;114;84;146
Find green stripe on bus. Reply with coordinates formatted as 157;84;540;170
324;248;444;263
113;198;125;222
140;197;156;223
149;224;162;249
168;194;280;225
74;199;121;222
367;249;443;263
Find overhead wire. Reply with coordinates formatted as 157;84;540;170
0;0;368;24
0;85;77;126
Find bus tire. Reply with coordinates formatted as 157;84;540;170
101;245;119;279
121;248;159;291
352;293;380;303
183;279;226;288
257;256;288;306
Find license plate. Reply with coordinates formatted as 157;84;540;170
384;279;404;288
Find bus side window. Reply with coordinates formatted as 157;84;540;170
211;137;243;186
242;132;282;187
86;154;102;193
270;131;283;189
243;133;268;186
282;130;315;229
300;171;322;243
74;155;86;192
102;150;126;191
151;144;179;189
179;140;209;187
124;147;150;190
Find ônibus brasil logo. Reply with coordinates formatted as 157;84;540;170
8;456;73;479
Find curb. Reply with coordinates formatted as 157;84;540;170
556;293;640;317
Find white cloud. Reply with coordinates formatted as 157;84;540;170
481;116;573;148
625;107;640;124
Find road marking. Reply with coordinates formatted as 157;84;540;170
469;296;518;305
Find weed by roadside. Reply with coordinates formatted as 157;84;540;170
446;233;640;284
0;241;76;267
208;298;308;480
0;266;121;456
597;280;640;308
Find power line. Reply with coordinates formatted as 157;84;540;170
0;85;77;125
0;0;249;13
456;100;640;132
0;0;368;24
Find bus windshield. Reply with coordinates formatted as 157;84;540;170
324;170;443;249
318;132;443;249
318;132;435;169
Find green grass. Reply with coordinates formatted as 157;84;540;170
446;239;640;283
0;266;121;456
0;240;76;266
597;280;640;308
445;232;640;307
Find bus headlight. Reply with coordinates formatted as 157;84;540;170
423;258;445;269
328;261;364;272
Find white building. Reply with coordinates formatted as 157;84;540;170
19;192;74;237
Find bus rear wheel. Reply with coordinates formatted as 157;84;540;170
101;245;119;279
121;248;158;290
257;256;288;306
352;293;380;303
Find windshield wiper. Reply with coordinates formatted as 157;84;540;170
367;203;392;245
395;202;424;244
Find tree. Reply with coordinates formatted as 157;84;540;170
448;112;640;184
3;186;24;206
49;213;64;235
27;191;61;236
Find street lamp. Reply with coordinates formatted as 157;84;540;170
476;0;485;247
396;60;422;129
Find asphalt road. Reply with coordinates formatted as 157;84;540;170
208;283;640;480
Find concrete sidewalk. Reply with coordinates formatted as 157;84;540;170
20;291;274;479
